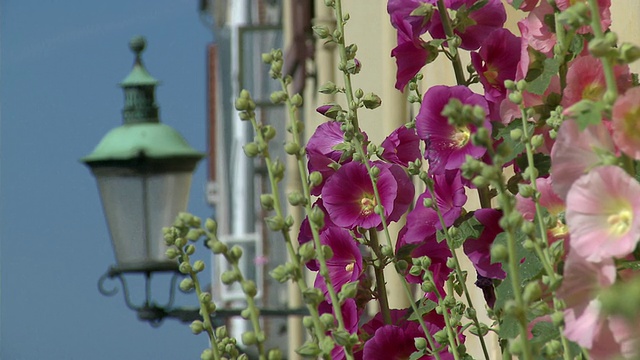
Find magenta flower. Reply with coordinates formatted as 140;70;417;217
362;313;455;360
380;125;421;167
550;119;615;201
402;170;466;244
428;0;506;51
463;208;506;280
612;86;640;159
387;0;435;90
314;226;363;298
566;166;640;262
416;85;490;175
376;161;415;223
519;1;556;58
471;28;521;106
322;160;414;230
306;121;367;195
318;299;360;360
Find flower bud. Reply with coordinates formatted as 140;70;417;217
205;218;217;233
201;349;213;360
362;92;382;109
210;240;228;255
229;245;243;261
180;278;195;292
179;262;192;274
260;194;275;210
261;53;273;64
242;331;257;345
265;215;285;231
319;81;338;94
193;260;206;273
243;142;260;157
491;243;508;262
619;43;640;63
235;97;249;111
284;142;300;155
414;337;428;350
287;191;306;206
165;247;179;259
299;242;316;263
340;281;358;299
309;171;323;188
319;313;335;329
190;320;205;334
268;349;283;360
221;270;237;285
291;94;303;107
312;25;331;39
242;280;258;297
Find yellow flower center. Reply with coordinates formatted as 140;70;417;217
582;83;605;101
452;126;471;147
360;196;376;216
622;106;640;142
345;262;355;273
483;66;499;86
607;209;633;236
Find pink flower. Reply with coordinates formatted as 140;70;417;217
518;1;556;58
314;226;363;298
471;28;521;106
416;85;490;175
380;125;421;167
556;0;611;34
557;251;635;359
565;166;640;262
562;55;631;108
429;0;507;51
550;119;614;200
463;209;506;280
612;86;640;159
516;177;568;242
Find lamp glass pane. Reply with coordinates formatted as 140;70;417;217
95;169;193;268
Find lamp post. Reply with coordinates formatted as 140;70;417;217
82;36;204;325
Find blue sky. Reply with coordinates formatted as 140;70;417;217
1;1;217;358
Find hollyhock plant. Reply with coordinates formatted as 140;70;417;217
562;55;631;108
362;311;455;360
428;0;507;51
470;28;521;112
380;125;421;167
565;165;640;263
402;170;466;244
556;0;611;34
314;226;363;298
389;9;433;90
550;119;615;200
463;208;506;280
416;85;491;175
556;251;636;359
612;86;640;159
322;161;396;229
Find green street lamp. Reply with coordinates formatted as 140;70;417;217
82;36;204;324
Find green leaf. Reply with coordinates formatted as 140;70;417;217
495;121;533;163
515;153;552;178
527;58;560;95
407;299;438;321
568;99;605;130
509;0;524;9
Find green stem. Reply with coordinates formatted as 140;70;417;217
436;0;466;86
587;0;618;103
369;230;392;324
188;258;222;360
400;281;443;360
277;79;354;360
230;262;266;360
426;183;492;360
